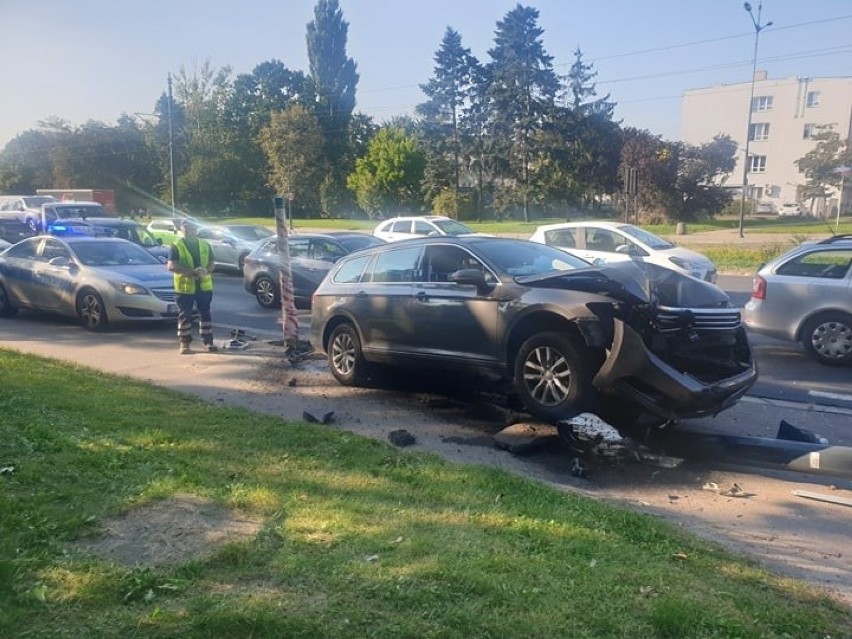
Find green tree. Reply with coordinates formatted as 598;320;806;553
259;105;325;217
675;135;737;219
0;127;63;194
224;61;314;213
796;125;851;212
307;0;359;215
619;127;679;222
417;27;483;208
171;61;237;213
347;126;426;217
486;4;559;221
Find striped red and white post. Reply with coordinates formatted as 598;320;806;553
273;197;299;344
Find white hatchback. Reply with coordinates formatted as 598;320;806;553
373;216;485;242
529;221;717;282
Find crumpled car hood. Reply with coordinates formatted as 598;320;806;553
515;260;730;308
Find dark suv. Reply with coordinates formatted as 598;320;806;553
310;237;757;428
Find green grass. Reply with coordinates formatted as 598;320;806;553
1;349;849;638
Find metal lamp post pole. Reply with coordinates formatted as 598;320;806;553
738;2;772;239
167;73;176;218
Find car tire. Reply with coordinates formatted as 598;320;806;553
327;323;369;386
513;331;598;422
254;275;280;309
801;312;852;366
0;282;18;317
76;289;109;331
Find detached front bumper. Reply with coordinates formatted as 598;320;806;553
593;319;758;421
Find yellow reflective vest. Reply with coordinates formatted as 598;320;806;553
172;238;214;294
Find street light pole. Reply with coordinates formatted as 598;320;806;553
167;73;176;218
738;2;772;239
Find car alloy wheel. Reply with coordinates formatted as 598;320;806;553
328;323;369;386
802;312;852;365
254;275;279;309
513;331;597;422
76;289;109;331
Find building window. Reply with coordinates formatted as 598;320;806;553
749;155;767;173
806;91;820;108
751;96;773;112
803;123;817;139
749;123;770;141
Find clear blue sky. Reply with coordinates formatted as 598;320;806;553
1;0;850;149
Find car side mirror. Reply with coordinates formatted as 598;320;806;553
48;256;72;268
156;238;163;245
449;268;492;294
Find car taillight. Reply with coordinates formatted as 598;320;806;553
751;275;767;300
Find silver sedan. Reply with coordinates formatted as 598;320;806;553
0;236;178;331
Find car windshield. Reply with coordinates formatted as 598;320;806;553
431;219;476;236
618;224;674;250
71;240;161;266
226;225;274;241
51;205;105;219
476;241;590;276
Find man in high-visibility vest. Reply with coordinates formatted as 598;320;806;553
167;219;217;354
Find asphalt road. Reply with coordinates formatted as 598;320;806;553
216;271;852;412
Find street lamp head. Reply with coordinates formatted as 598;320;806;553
743;2;752;12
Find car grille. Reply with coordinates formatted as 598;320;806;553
655;306;741;332
152;288;176;303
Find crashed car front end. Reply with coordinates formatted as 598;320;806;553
593;310;757;420
522;261;758;422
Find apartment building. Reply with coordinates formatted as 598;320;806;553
681;74;852;217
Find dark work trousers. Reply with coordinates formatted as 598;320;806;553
176;291;214;346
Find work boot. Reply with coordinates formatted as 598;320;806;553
179;342;191;355
204;342;218;353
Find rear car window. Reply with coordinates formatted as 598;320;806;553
776;249;852;279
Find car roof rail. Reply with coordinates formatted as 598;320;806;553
817;234;852;245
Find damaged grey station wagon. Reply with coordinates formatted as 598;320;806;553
310;237;757;431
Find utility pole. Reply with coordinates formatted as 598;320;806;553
273;196;300;349
738;2;772;239
167;73;176;218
